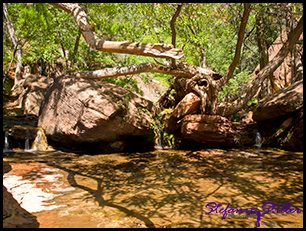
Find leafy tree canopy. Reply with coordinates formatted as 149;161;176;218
3;3;303;99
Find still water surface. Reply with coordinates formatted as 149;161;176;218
3;148;303;228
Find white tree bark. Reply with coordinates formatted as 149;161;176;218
49;3;184;60
75;61;216;79
3;3;23;86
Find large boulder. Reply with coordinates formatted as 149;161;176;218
253;79;303;121
181;114;257;148
38;75;157;146
164;92;200;134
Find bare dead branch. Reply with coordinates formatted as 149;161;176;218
75;61;216;79
49;3;184;60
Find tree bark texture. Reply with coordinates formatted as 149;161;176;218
170;3;183;67
217;3;251;88
75;61;216;79
3;3;23;86
207;3;250;115
50;3;184;60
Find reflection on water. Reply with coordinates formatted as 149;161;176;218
3;148;303;228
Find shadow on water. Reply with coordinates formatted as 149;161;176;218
3;147;303;228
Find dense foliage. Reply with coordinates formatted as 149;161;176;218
3;3;303;99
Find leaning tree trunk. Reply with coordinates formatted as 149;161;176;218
218;16;303;117
3;3;23;86
170;3;183;68
71;31;81;68
50;3;184;60
208;3;250;115
3;43;18;85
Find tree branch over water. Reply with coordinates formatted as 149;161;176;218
49;3;184;60
75;61;216;79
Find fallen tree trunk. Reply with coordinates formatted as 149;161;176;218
76;62;190;79
98;41;184;60
50;3;184;60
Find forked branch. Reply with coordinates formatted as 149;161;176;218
49;3;184;60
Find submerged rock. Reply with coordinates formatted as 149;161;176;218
38;75;157;147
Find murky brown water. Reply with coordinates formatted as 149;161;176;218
3;148;303;228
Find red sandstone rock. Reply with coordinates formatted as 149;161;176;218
181;114;256;147
38;75;156;144
183;114;229;123
3;162;39;228
253;79;303;121
13;75;54;116
164;92;200;133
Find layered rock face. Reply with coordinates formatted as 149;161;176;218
38;75;157;146
253;79;303;121
253;79;303;151
3;114;48;151
164;92;200;134
181;114;256;148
